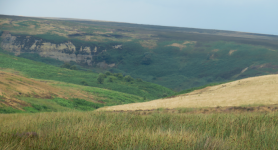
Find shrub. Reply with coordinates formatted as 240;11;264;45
70;65;77;70
97;73;105;84
108;77;114;82
105;71;112;76
136;78;143;82
61;63;71;69
114;73;123;80
124;75;134;82
81;81;88;86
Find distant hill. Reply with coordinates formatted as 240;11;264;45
99;74;278;111
1;14;278;91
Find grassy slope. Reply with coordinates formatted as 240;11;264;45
100;74;278;111
1;111;277;149
1;15;278;92
0;70;146;113
0;49;174;100
114;41;278;91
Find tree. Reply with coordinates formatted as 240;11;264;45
61;63;71;69
70;65;77;70
105;71;111;76
124;75;134;82
81;80;88;86
108;77;114;82
114;73;123;80
97;73;105;84
136;78;143;82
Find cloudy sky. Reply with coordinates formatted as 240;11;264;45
1;0;277;35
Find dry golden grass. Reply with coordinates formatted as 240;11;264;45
139;40;157;49
100;74;278;111
229;50;237;55
167;41;196;50
0;19;11;25
167;43;187;50
0;70;98;109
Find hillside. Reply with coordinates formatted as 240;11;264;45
0;50;173;101
99;74;278;111
0;69;164;113
1;15;278;91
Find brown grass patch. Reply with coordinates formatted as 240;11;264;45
99;74;278;111
229;50;237;55
167;41;196;50
183;41;197;45
0;19;11;25
167;43;187;50
139;40;157;49
106;104;278;115
0;71;98;109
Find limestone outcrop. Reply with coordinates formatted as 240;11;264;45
0;32;116;67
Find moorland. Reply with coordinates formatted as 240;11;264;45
1;14;278;149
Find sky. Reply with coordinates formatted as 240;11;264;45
1;0;278;35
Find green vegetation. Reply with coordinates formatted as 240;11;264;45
97;73;105;84
2;15;278;91
0;50;174;100
1;14;278;150
52;82;145;106
109;41;278;91
1;111;278;149
0;79;148;114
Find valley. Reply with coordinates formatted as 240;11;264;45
1;14;278;149
1;15;278;91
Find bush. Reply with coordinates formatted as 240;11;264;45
61;63;71;69
124;75;134;82
105;71;112;76
81;81;88;86
136;78;143;82
108;77;114;82
61;63;77;70
70;65;77;70
97;73;105;84
114;73;123;80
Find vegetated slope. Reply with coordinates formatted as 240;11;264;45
0;50;174;100
0;70;100;113
99;74;278;111
1;15;278;91
0;70;151;113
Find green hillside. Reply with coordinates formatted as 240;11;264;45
0;49;174;100
1;15;278;91
0;79;146;113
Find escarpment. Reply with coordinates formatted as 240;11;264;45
0;32;119;67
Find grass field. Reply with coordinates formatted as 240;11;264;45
1;110;278;149
100;74;278;111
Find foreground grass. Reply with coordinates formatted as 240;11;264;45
1;110;278;149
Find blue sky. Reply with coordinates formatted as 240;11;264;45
1;0;277;35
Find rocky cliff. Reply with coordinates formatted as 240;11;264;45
0;32;119;67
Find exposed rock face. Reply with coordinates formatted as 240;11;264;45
0;32;115;67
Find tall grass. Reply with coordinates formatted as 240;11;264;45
1;111;277;149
